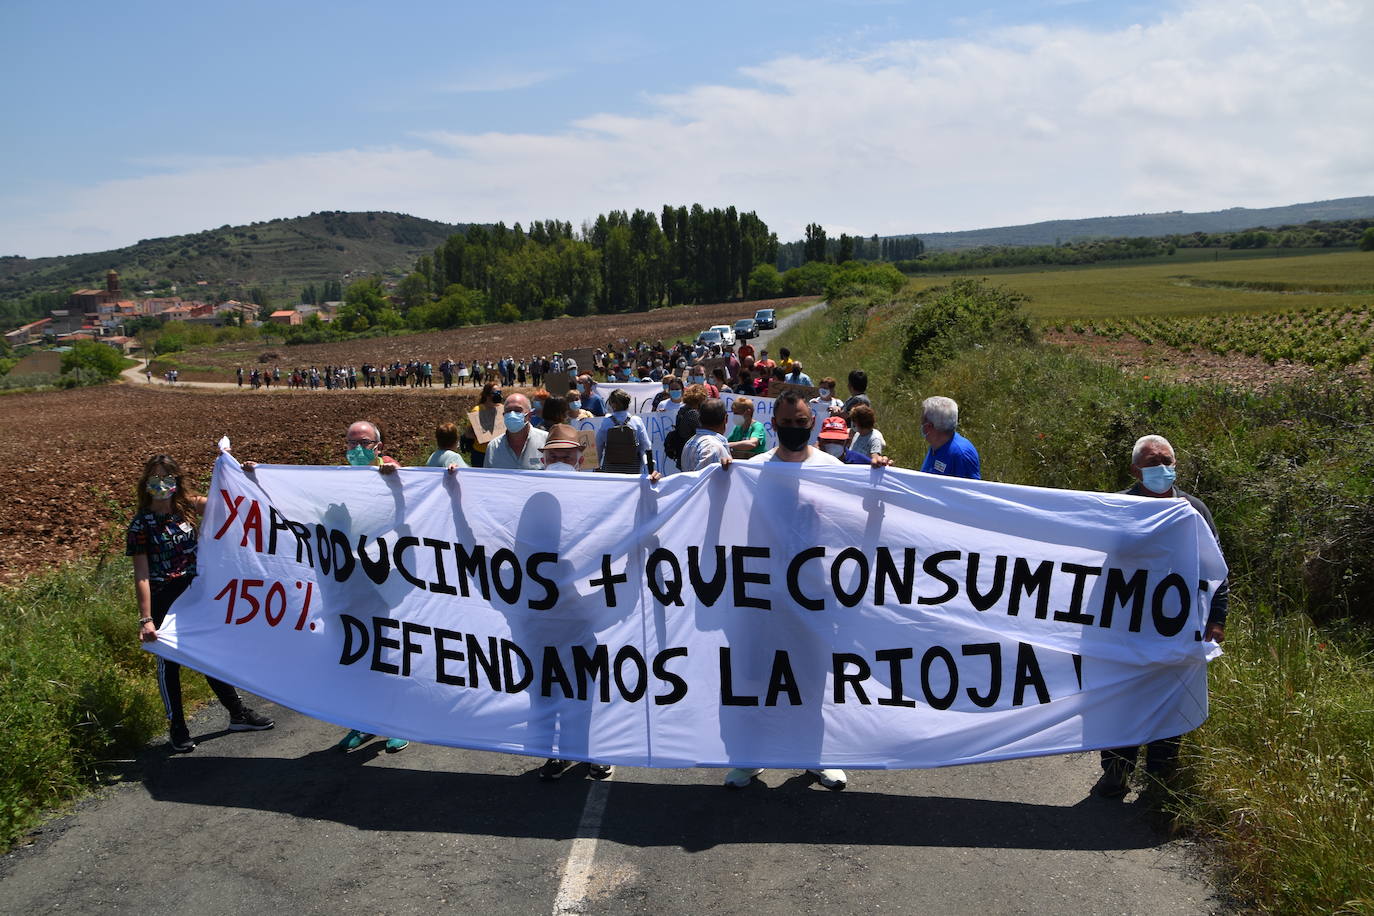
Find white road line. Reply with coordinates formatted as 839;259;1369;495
552;777;613;915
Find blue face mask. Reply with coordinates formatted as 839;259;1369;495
1140;464;1177;494
346;445;377;466
568;400;580;412
504;411;527;433
669;390;683;402
146;478;177;500
531;400;543;412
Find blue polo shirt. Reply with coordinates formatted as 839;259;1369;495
921;432;981;479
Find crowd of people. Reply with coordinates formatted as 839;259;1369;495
136;338;1225;800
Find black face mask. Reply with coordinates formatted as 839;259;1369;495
777;425;811;451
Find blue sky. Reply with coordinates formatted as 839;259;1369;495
1;0;1370;257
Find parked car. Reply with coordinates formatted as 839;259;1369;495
733;317;758;339
696;329;724;348
709;324;736;346
754;308;777;329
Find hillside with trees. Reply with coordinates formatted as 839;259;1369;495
0;211;463;325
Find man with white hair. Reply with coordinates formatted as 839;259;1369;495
919;396;980;479
1094;433;1229;799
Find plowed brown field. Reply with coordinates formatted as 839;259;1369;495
163;297;814;380
0;386;483;583
3;297;817;584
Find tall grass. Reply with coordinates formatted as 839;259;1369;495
772;280;1374;911
0;557;212;846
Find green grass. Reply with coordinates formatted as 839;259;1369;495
771;282;1374;911
913;250;1374;319
0;557;215;847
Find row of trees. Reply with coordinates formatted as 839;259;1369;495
382;204;780;331
406;204;780;322
776;225;925;270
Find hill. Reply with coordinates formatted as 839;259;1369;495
909;196;1374;250
0;211;464;304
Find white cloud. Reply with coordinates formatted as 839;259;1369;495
6;0;1372;257
440;69;562;94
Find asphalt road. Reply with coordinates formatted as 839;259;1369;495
0;693;1219;916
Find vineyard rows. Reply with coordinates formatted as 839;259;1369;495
1047;303;1374;369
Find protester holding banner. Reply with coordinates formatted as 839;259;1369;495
1095;434;1230;799
919;396;980;479
533;424;616;781
129;454;274;753
486;393;549;470
727;396;767;459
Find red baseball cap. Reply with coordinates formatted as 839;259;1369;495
818;416;850;442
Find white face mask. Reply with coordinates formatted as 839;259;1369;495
730;414;746;428
822;443;845;457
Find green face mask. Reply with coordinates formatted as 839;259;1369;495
346;445;377;466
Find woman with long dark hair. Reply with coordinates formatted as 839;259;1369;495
129;454;274;752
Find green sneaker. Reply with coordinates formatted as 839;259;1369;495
337;729;372;751
384;737;409;752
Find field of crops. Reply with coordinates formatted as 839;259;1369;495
1047;303;1373;370
923;250;1374;319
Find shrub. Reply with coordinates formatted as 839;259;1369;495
900;278;1035;376
60;340;125;380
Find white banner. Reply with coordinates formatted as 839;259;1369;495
150;452;1226;769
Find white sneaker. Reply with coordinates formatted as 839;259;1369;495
809;768;847;791
724;767;763;788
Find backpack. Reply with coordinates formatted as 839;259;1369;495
663;408;700;463
600;418;642;473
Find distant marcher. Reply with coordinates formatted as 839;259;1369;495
726;396;767;459
528;388;551;429
425;422;468;469
595;388;653;474
810;378;843;415
840;370;870;422
541;395;570;428
461;383;503;468
848;405;886;458
816;416;871;464
130;454;274;753
918;396;978;478
576;375;607;417
679;398;732;471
